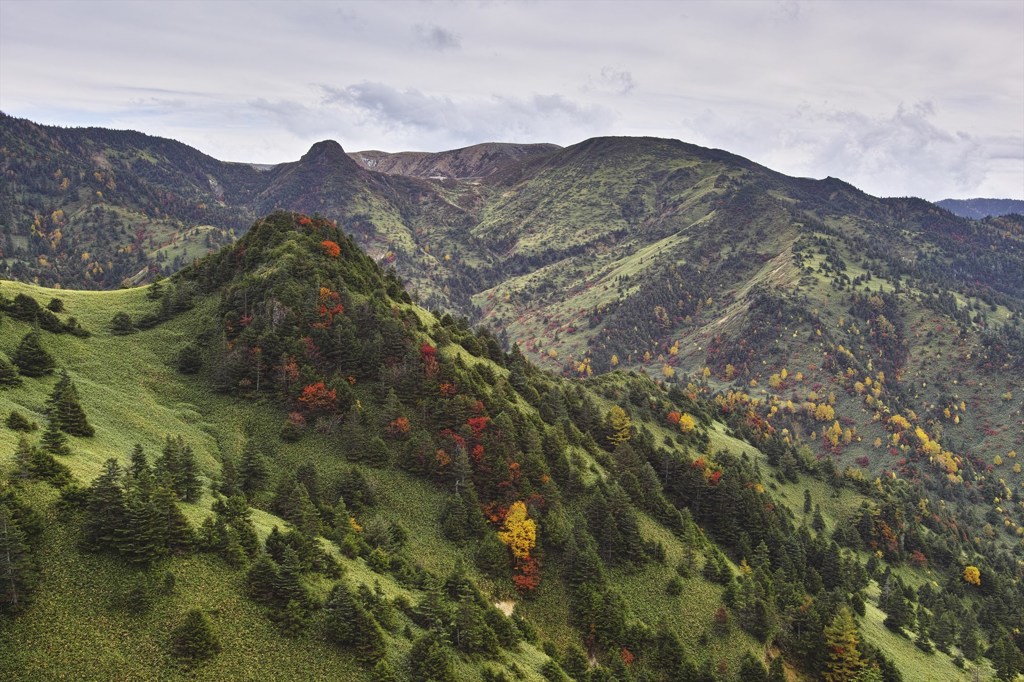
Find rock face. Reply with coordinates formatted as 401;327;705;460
349;142;561;179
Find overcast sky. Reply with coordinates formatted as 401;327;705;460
2;0;1022;200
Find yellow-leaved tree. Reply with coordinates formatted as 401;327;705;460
498;501;536;564
963;565;981;586
606;406;633;446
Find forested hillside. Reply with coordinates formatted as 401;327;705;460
2;213;1022;681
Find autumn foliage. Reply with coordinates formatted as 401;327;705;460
297;382;336;414
320;240;341;257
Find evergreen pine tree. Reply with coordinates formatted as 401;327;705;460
83;458;127;551
41;419;71;456
11;330;55;377
47;371;94;436
152;479;193;553
0;354;23;387
157;436;202;502
812;504;826;534
115;485;167;565
128;444;150;479
823;606;865;682
325;581;386;663
239;441;269;498
218;456;242;498
371;659;400;682
5;410;35;432
408;631;456;682
0;504;35;613
245;555;280;606
170;609;220;663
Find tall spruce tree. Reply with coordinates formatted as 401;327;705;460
11;330;55;377
0;504;35;613
83;459;127;551
157;436;201;502
41;419;71;456
823;606;865;682
325;580;386;663
0;354;23;387
46;371;94;436
239;441;269;499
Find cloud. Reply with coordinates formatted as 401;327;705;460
414;23;461;51
685;101;1007;199
321;81;613;147
809;102;987;196
585;67;635;96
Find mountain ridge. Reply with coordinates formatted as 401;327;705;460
2;210;1018;681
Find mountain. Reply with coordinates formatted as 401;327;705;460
349;142;562;180
1;211;1018;681
2;115;1023;587
935;198;1024;219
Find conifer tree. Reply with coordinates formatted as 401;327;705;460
239;441;269;498
41;419;71;456
170;609;220;663
116;485;167;565
11;330;55;377
46;371;94;436
0;354;23;387
128;444;150;480
823;606;865;682
325;581;386;663
408;631;455;682
157;436;202;502
83;459;127;551
0;504;35;613
245;554;280;606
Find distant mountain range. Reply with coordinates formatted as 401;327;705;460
1;112;1022;496
935;198;1024;219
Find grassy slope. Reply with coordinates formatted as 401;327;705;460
0;277;992;681
0;281;551;681
0;279;774;681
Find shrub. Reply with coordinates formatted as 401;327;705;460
110;312;136;335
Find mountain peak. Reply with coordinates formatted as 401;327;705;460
301;139;349;162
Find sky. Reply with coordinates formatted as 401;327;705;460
1;0;1022;200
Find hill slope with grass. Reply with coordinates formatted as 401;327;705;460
2;212;1021;681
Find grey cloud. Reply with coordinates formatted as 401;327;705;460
811;102;987;196
589;67;635;96
415;23;461;50
321;82;612;146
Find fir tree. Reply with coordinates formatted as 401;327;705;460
41;419;71;456
115;484;167;565
0;504;35;613
128;444;150;480
5;410;36;432
325;581;386;663
169;609;220;663
245;555;280;606
823;606;865;682
239;441;269;498
83;459;127;551
408;631;456;682
157;436;202;502
0;354;23;387
46;371;94;436
11;330;55;377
